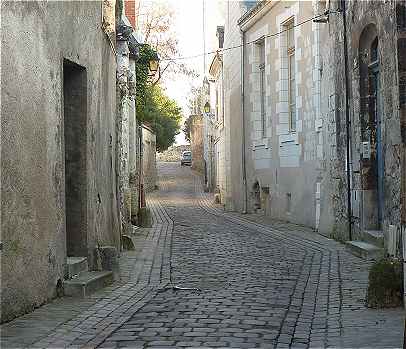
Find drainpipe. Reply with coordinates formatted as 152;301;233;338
241;29;248;214
342;0;353;241
138;124;144;209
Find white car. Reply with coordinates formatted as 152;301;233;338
180;151;192;166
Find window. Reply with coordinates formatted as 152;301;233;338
370;37;378;64
258;41;266;137
285;20;296;132
215;88;219;121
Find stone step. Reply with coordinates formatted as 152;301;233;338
362;230;384;248
345;240;383;260
66;257;88;279
63;271;113;297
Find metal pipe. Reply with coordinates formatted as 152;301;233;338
342;0;353;240
241;29;248;214
138;124;144;209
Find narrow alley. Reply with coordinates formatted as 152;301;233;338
2;162;403;348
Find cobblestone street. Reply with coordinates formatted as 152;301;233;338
1;162;404;348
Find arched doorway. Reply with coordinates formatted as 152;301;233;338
359;25;383;229
252;181;261;211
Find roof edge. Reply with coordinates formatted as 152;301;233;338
237;0;269;27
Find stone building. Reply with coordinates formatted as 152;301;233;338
237;1;325;224
190;114;205;174
208;27;227;203
222;1;252;212
1;1;121;322
221;0;405;260
319;0;405;255
116;3;142;231
202;78;216;192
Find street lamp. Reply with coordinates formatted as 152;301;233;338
148;52;160;76
203;102;210;114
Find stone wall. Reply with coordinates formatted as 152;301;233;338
142;125;157;192
222;1;248;211
320;0;402;242
157;145;191;162
190;115;205;174
1;1;120;322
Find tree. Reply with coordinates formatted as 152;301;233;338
135;44;182;152
136;1;197;84
142;84;182;152
135;44;157;118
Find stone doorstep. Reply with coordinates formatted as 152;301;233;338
66;256;88;279
362;230;384;248
63;271;114;298
345;240;383;260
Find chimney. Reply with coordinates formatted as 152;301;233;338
125;0;140;30
216;26;224;49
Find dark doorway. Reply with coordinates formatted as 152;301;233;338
253;181;261;211
63;59;88;257
370;57;384;227
359;26;384;230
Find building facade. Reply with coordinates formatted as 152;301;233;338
208;27;227;204
1;1;121;322
0;0;158;323
239;1;324;226
222;1;252;211
319;0;404;251
222;0;404;262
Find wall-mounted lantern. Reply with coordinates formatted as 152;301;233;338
148;52;160;76
203;102;211;114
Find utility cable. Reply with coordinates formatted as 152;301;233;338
160;10;340;62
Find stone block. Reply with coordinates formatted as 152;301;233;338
98;246;120;281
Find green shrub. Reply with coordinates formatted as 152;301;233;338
367;258;403;308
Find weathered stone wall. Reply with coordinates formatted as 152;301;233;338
320;0;401;242
190;115;205;174
157;145;191;162
318;0;349;239
1;1;120;322
142;125;157;192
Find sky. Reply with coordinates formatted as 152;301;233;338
139;0;225;145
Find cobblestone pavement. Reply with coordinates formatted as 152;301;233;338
100;162;403;348
1;161;404;348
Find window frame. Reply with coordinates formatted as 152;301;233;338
257;39;266;138
285;19;296;133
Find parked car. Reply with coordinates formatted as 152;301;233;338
180;151;192;166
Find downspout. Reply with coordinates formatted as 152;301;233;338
241;29;248;214
342;0;353;240
138;124;144;209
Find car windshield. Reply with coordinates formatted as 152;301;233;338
182;152;191;158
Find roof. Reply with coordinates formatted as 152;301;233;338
208;51;223;78
237;0;270;28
